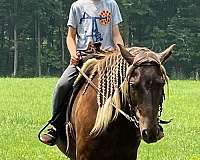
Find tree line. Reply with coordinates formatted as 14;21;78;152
0;0;199;79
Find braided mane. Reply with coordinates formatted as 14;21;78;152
86;52;129;135
96;53;129;108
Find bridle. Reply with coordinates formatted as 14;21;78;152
75;56;171;128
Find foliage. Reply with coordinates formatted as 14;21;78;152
0;0;199;78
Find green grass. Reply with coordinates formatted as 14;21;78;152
0;78;199;160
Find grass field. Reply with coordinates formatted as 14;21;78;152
0;78;199;160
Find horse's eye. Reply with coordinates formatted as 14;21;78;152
130;79;138;88
153;78;165;86
130;82;136;87
129;76;140;87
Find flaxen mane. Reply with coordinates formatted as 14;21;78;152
90;52;130;135
77;47;169;136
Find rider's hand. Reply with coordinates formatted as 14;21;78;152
70;52;80;65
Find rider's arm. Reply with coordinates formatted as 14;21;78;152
67;26;79;64
112;24;124;49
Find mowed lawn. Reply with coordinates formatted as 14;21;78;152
0;78;199;160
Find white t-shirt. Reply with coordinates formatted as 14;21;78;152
67;0;123;51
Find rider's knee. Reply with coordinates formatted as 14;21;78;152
56;80;70;92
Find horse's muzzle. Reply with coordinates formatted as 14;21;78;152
141;126;164;143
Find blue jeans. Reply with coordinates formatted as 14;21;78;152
51;65;79;129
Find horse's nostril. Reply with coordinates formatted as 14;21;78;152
142;129;148;138
157;126;164;140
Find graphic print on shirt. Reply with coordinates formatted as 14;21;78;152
99;10;112;25
79;10;112;43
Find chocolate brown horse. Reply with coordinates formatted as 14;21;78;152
56;44;176;160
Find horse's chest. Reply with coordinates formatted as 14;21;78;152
88;122;141;160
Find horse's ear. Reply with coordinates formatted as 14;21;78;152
118;44;134;64
159;44;176;63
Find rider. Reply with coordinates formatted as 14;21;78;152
40;0;124;146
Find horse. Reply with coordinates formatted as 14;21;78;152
56;44;176;160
